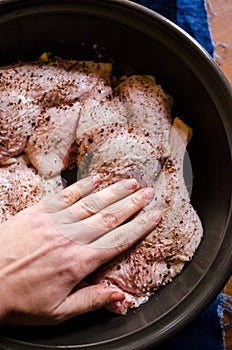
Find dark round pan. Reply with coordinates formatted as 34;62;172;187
0;1;231;349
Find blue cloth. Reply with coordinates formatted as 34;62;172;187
133;0;215;57
132;1;221;349
158;296;225;350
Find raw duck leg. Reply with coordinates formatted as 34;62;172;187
92;118;203;315
0;59;112;165
25;102;81;178
78;126;161;189
0;154;62;223
76;75;173;186
115;75;173;160
76;75;172;166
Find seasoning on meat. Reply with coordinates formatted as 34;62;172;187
91;118;203;314
115;75;173;160
0;56;203;315
0;154;62;223
0;58;113;175
76;75;173;187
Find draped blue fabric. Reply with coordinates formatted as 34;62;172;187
133;0;215;57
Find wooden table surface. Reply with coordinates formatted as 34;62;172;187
208;0;232;348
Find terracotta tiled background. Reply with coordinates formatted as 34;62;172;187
209;0;232;82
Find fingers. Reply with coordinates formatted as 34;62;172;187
42;175;101;212
2;285;124;325
61;175;102;207
53;285;125;322
64;178;139;221
91;187;154;231
61;187;155;244
70;209;161;278
89;209;161;256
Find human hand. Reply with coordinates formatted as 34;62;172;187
0;176;161;325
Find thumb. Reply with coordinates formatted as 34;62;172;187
53;284;125;322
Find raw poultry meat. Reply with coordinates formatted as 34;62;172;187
91;118;203;314
0;58;112;175
0;155;62;223
74;73;203;314
0;56;203;315
0;155;41;223
25;102;81;178
78;126;161;188
115;75;173;160
76;99;128;165
76;75;173;187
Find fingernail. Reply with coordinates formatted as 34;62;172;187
125;178;138;190
143;187;154;200
93;174;101;186
148;210;161;221
110;292;125;302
